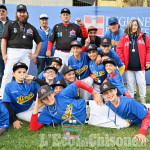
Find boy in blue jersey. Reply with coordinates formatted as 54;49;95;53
52;80;67;95
30;81;102;131
98;37;125;76
2;62;43;129
100;81;150;142
0;101;9;135
38;57;64;82
104;17;124;52
103;58;131;97
86;44;107;93
68;40;93;100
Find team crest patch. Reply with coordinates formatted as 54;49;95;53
26;28;33;36
69;66;73;70
14;28;17;33
41;89;46;94
69;30;76;37
56;81;60;84
103;38;107;42
17;63;21;66
103;84;108;89
88;45;92;49
111;18;115;22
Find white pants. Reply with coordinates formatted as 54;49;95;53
54;50;73;72
125;70;146;99
93;83;100;93
80;76;93;100
16;101;44;122
0;48;31;97
88;101;130;128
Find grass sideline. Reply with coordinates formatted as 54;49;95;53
0;86;150;150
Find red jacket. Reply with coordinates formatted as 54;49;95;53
116;32;150;71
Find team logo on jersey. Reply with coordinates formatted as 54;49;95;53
14;28;17;33
84;15;104;36
69;30;76;37
17;92;34;104
41;89;46;94
26;28;33;36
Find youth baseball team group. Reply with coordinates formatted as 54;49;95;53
0;4;150;142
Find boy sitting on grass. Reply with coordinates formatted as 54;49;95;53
103;58;131;97
98;37;125;76
100;81;150;142
2;62;43;129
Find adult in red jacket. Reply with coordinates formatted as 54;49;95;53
116;18;150;104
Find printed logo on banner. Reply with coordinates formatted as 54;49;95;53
84;15;104;36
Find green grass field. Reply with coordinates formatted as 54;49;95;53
0;86;150;150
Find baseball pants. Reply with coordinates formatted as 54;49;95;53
16;101;44;122
54;50;73;72
125;70;146;99
88;101;130;128
80;76;93;100
0;48;31;97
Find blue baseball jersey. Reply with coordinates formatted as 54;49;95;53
38;71;64;82
0;101;9;129
107;69;127;95
106;96;148;126
2;81;40;114
97;48;123;67
68;52;90;80
104;28;124;51
89;60;107;85
38;82;86;124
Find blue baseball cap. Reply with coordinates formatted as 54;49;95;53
108;17;118;25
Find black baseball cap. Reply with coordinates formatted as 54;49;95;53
51;57;62;66
44;65;58;73
103;58;117;66
86;44;97;52
88;26;98;32
0;5;7;11
17;4;27;12
70;40;82;48
100;82;115;94
52;80;67;89
101;37;111;46
13;62;28;72
62;65;76;75
38;85;53;100
61;8;70;14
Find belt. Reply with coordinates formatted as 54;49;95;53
57;49;70;53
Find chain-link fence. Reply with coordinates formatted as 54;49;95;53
1;0;150;7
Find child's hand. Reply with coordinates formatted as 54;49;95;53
13;120;23;129
101;56;110;62
95;55;102;65
91;74;99;81
134;134;148;142
85;36;90;46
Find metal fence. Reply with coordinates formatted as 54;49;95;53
1;0;150;7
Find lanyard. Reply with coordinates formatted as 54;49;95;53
107;97;119;125
18;22;26;34
131;34;136;49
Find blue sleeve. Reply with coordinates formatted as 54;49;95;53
68;56;72;66
38;107;52;125
128;100;148;120
97;47;103;55
2;84;11;103
104;30;110;38
60;82;78;98
37;71;45;80
111;50;123;67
